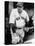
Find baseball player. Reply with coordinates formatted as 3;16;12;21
9;2;29;43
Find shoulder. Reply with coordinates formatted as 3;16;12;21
11;8;17;13
23;10;28;15
10;8;17;17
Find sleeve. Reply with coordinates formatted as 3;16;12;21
9;10;15;24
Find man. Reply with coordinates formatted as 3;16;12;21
9;2;29;43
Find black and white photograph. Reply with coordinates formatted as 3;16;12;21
5;1;34;45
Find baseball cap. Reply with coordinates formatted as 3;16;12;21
16;2;23;7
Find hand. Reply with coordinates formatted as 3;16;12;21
24;27;29;32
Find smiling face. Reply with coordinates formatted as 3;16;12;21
17;6;23;14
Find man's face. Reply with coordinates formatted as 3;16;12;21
17;6;23;13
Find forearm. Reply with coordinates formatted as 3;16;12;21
10;23;17;33
10;23;15;28
10;24;13;34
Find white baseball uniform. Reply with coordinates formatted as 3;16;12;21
9;8;29;43
9;9;29;24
